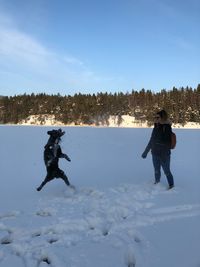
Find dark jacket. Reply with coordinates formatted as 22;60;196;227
143;123;172;157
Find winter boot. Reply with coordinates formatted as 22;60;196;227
168;184;174;190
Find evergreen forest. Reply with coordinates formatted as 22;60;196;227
0;85;200;126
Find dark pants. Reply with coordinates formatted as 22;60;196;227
37;165;70;191
152;154;174;186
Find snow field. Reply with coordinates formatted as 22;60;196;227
0;126;200;267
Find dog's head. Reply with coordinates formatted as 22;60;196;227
46;128;65;145
47;128;65;138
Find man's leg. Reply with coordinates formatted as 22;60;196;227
161;155;174;188
152;154;161;183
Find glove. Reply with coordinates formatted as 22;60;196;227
64;154;71;162
141;152;147;159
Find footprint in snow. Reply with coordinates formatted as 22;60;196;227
124;248;136;267
32;231;42;237
36;210;52;217
134;235;141;243
47;236;59;244
102;228;109;236
39;257;51;265
101;222;112;236
1;235;13;245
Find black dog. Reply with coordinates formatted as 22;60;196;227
37;129;72;191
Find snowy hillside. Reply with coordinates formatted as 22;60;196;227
0;126;200;267
18;114;200;128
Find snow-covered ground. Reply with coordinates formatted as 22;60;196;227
0;126;200;267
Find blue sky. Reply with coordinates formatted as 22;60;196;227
0;0;199;96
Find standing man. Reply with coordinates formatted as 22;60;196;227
142;110;174;189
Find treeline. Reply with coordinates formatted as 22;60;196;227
0;85;200;125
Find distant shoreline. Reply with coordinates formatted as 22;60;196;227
1;123;200;129
0;114;198;129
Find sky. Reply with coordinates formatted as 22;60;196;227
0;0;199;96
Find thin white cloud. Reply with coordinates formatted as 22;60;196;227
63;55;84;67
0;12;114;93
0;20;85;73
0;27;49;66
0;11;129;96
